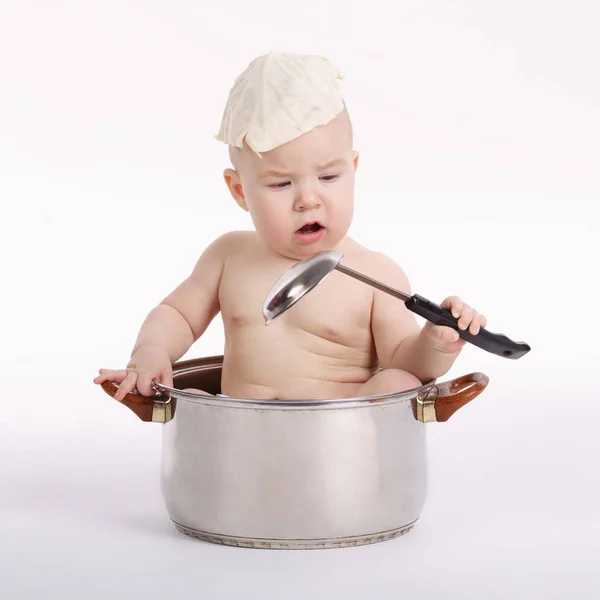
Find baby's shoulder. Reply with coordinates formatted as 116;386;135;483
189;231;259;278
342;241;411;288
202;230;259;259
342;238;404;272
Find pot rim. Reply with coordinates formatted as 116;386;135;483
153;354;437;410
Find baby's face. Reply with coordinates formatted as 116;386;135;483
226;110;358;260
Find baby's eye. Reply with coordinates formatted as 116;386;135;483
320;174;339;181
269;181;290;188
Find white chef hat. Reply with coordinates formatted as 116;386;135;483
215;50;345;156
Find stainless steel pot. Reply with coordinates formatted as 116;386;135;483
101;355;489;549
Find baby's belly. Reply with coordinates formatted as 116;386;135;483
220;326;378;400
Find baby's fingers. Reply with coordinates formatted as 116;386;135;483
94;369;137;401
113;370;139;402
136;372;157;397
430;324;467;353
457;306;474;331
467;311;488;335
441;296;463;317
94;368;128;385
437;325;460;343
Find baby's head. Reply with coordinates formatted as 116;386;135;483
216;51;359;260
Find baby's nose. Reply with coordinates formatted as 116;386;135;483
294;187;321;210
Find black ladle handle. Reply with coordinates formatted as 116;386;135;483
405;294;531;359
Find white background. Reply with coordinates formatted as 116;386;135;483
1;1;599;598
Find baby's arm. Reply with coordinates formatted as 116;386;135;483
369;253;481;383
132;233;229;362
95;233;232;399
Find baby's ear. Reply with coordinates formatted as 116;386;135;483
223;168;248;211
352;150;360;171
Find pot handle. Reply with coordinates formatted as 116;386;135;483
414;372;489;423
100;381;173;423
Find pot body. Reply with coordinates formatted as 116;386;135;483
159;357;428;549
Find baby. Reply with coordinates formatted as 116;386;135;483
94;51;486;402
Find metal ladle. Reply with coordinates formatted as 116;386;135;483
263;250;530;360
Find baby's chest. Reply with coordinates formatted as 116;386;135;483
219;265;373;342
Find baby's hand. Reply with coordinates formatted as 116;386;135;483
93;345;173;402
422;296;487;354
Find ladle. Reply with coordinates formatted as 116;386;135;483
263;250;530;359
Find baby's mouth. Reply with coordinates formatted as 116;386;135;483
296;222;323;234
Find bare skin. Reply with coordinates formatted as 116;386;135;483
94;109;486;401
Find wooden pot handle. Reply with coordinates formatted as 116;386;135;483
100;380;165;423
434;372;489;422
